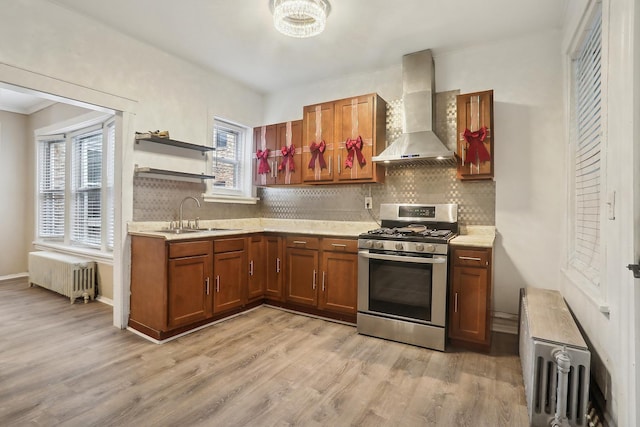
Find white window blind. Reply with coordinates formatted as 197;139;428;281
212;119;244;192
106;121;115;250
38;136;66;239
71;128;103;247
571;4;602;285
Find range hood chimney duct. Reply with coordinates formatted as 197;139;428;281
372;49;456;165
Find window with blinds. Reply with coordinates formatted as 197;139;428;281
37;118;114;252
38;136;66;239
570;3;603;286
212;119;245;193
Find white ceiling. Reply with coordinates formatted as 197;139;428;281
46;0;567;94
0;86;55;114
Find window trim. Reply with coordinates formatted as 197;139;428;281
34;113;115;254
204;116;258;204
564;0;609;309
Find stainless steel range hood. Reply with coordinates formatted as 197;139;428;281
372;50;456;165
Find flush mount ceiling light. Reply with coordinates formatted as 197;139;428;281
270;0;331;38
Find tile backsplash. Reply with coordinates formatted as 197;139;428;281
133;90;495;226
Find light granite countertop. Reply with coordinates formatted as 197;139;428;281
128;218;379;241
450;225;496;248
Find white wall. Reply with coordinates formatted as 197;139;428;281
0;111;28;276
265;30;565;317
0;0;265;325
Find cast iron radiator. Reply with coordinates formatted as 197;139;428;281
28;251;96;304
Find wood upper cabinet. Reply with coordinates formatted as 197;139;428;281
319;238;358;315
265;235;284;301
333;94;386;183
247;235;265;302
456;90;494;180
275;120;303;185
285;236;320;306
254;121;303;186
448;246;493;351
303;94;386;184
213;238;247;314
253;124;278;186
302;102;335;183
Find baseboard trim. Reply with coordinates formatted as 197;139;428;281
96;295;113;306
492;311;518;335
0;273;29;285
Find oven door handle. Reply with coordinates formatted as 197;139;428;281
358;251;447;264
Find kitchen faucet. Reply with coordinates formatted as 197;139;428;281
179;196;201;229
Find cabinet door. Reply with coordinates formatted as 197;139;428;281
253;125;278;186
449;266;489;343
286;248;318;306
334;94;376;182
213;250;247;313
456;90;494;180
247;235;265;301
302;102;334;182
168;254;211;328
275;120;303;185
265;236;284;300
319;251;358;314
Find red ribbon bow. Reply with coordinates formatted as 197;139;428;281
256;149;271;174
279;145;296;172
463;127;491;166
345;136;366;169
308;141;327;170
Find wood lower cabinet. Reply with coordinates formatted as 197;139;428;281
129;232;359;340
129;236;213;339
448;246;493;351
247;235;265;302
265;235;284;301
213;238;247;313
319;238;358;314
285;236;320;307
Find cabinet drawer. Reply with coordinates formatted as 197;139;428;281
168;240;212;259
286;236;320;250
214;238;245;253
321;238;358;253
453;248;490;267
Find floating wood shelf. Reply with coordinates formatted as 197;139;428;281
135;135;214;154
134;166;215;182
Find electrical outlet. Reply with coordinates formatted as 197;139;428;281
364;196;373;210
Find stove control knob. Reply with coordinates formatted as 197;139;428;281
374;241;384;249
364;240;373;249
395;242;403;250
426;244;436;252
415;243;425;252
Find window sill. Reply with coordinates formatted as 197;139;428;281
33;241;114;265
561;267;610;315
202;194;259;205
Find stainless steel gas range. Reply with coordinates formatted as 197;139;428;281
357;203;458;351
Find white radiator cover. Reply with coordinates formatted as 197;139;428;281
28;251;96;304
519;288;590;427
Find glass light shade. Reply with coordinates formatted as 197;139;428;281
272;0;331;38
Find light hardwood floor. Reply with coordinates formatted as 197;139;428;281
0;281;528;426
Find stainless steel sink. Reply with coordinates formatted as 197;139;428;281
194;228;238;232
153;228;200;234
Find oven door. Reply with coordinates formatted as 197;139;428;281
358;250;447;327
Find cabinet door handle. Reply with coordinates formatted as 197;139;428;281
216;275;220;293
249;260;254;276
293;240;307;245
338;154;341;174
454;292;458;313
276;257;281;273
312;270;317;290
322;271;326;291
331;243;347;248
459;256;482;261
328;156;332;175
205;277;210;295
